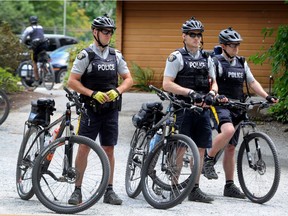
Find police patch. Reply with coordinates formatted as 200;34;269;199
77;52;86;60
168;54;176;62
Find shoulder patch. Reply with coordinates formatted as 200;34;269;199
168;54;177;62
77;52;86;60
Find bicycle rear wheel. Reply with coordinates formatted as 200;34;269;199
41;63;55;90
141;134;200;209
32;135;110;214
237;132;280;204
16;125;43;200
125;128;149;198
0;90;10;125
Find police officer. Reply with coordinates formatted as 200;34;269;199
203;27;278;199
67;14;133;205
163;17;217;203
21;16;47;87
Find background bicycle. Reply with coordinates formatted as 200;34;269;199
0;89;10;125
17;50;55;91
206;100;281;204
126;85;201;209
16;87;110;214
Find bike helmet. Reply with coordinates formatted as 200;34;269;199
182;17;204;33
91;14;116;30
29;16;38;25
219;27;243;44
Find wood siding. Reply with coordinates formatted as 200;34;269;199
116;1;288;90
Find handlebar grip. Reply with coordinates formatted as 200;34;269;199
149;85;161;93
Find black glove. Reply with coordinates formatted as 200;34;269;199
204;92;214;106
189;91;203;104
266;95;278;103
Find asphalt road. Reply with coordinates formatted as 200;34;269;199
0;88;287;216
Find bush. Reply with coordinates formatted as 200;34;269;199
0;67;22;93
249;26;288;123
0;22;28;73
131;62;154;92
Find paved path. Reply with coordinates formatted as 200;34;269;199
0;88;287;215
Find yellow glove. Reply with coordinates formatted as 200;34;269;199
106;89;120;101
91;91;107;104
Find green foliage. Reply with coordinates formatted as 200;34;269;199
0;67;22;93
249;26;288;122
0;22;28;73
131;62;154;92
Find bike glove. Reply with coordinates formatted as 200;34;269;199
91;91;107;104
266;95;278;103
204;92;214;106
107;89;120;101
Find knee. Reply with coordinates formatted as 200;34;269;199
221;125;235;138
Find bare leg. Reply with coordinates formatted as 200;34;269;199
223;144;236;181
102;146;114;185
74;144;90;186
32;61;39;80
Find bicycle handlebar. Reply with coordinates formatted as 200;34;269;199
149;85;203;113
215;100;271;111
63;86;86;115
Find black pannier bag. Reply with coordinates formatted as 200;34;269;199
132;102;163;128
28;98;56;127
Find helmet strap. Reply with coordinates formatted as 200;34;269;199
93;31;109;48
223;49;234;59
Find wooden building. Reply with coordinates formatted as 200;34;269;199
116;1;288;90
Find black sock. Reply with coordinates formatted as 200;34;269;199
225;180;234;187
75;186;81;191
205;154;214;161
192;184;199;192
107;184;113;192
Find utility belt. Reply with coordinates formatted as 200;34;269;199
81;95;122;113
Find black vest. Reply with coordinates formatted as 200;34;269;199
174;48;210;102
215;55;245;100
30;26;45;41
81;47;118;92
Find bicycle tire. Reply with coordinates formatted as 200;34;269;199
16;125;43;200
0;90;10;125
141;134;200;209
125;128;149;198
18;61;37;90
32;135;110;214
41;63;55;90
237;132;281;204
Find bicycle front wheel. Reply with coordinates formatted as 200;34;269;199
32;135;110;214
141;134;200;209
125;128;149;198
0;90;10;125
16;125;43;200
41;63;55;90
237;132;281;204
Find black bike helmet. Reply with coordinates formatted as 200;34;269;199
29;16;38;25
91;14;116;30
182;17;204;33
219;27;242;44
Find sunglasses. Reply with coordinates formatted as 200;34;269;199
187;32;202;38
226;43;240;48
99;29;114;36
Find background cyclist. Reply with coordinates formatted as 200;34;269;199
21;16;48;87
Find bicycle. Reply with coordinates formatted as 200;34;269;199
207;100;281;204
17;50;55;91
0;89;10;126
125;85;201;209
16;86;110;214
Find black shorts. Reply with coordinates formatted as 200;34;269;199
216;107;243;146
32;43;47;63
77;106;119;146
175;109;212;149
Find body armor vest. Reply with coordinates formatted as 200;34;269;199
215;55;245;100
30;26;45;41
175;48;210;102
81;47;118;92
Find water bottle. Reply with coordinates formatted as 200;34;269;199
149;129;162;152
44;132;52;147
